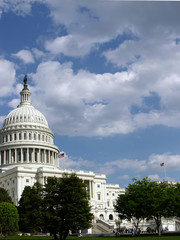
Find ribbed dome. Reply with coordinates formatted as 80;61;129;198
3;105;48;128
2;75;48;129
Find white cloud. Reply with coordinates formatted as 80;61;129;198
8;98;19;109
0;116;5;128
0;59;16;97
147;174;160;182
12;50;35;64
0;0;35;16
4;1;180;137
148;153;180;172
32;48;45;59
60;155;94;170
45;35;91;57
118;175;130;180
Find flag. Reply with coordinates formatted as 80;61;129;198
160;162;164;167
58;153;64;158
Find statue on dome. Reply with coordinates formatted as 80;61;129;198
23;75;29;90
24;75;27;85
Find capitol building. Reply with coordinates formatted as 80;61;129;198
0;76;125;232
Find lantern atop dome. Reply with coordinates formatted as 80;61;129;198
19;75;31;106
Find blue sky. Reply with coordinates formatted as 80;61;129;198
1;0;180;187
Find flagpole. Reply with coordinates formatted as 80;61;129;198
160;162;166;182
164;164;167;182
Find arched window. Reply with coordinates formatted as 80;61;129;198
109;214;113;220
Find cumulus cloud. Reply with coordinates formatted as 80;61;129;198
4;1;180;137
0;0;37;16
26;54;180;137
12;50;35;64
57;152;180;183
118;175;130;180
0;59;16;97
45;35;92;57
148;153;180;172
60;154;95;170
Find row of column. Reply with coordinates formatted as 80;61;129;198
0;148;57;166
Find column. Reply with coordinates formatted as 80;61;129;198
4;150;6;165
32;148;35;163
21;148;23;163
27;148;29;163
37;149;40;163
93;181;95;200
91;180;93;198
52;152;55;165
44;149;46;163
48;150;50;164
15;149;17;163
89;180;92;200
0;151;1;165
9;149;12;164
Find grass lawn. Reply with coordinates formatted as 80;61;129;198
4;235;180;240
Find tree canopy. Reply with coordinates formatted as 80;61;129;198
115;178;177;236
43;174;93;240
0;202;19;240
18;174;93;240
0;188;13;204
18;183;43;233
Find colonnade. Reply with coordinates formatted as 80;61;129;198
0;147;57;166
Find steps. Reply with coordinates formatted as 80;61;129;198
92;220;114;234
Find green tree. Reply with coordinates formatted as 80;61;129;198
18;183;43;233
43;174;93;240
0;188;13;204
115;177;151;231
146;181;176;236
173;183;180;218
42;177;60;240
0;202;19;240
115;178;176;236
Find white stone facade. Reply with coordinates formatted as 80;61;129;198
0;77;124;225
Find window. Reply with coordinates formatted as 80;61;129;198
26;179;29;183
107;201;110;207
29;133;31;140
97;184;100;188
38;134;40;140
10;134;12;141
112;193;115;196
14;133;17;140
19;133;22;140
24;133;27;140
97;193;101;200
34;133;36;140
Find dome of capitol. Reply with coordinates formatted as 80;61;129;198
2;75;48;129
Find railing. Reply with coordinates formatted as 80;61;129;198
97;219;114;229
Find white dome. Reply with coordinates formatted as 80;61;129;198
2;75;48;129
3;104;48;128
